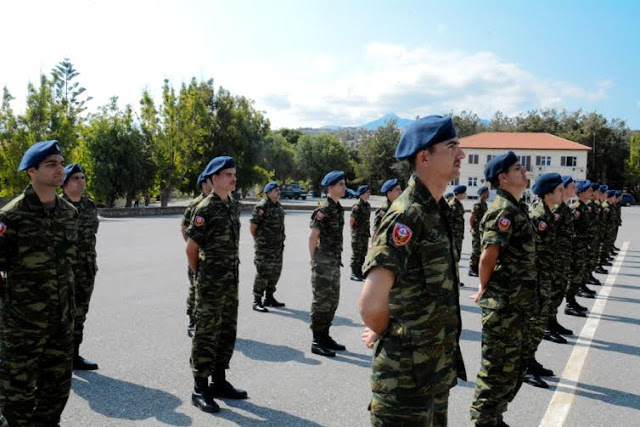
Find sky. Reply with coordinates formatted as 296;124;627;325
2;0;639;129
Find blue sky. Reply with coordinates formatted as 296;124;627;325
2;0;639;129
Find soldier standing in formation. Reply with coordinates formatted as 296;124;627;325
469;186;489;277
449;185;467;286
470;151;536;427
250;181;286;313
0;140;79;426
359;116;467;426
372;179;402;237
181;171;213;337
61;163;100;371
308;171;347;358
186;156;247;413
523;173;564;389
350;185;371;282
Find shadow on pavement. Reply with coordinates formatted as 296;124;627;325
549;379;640;411
72;371;191;426
460;305;482;314
573;338;640;358
267;306;362;328
460;329;482;342
605;295;640;305
215;399;322;426
235;338;321;365
587;312;640;327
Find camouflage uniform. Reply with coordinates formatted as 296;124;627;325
568;200;591;299
186;193;240;379
251;198;286;298
525;200;556;360
470;198;488;273
372;199;390;237
309;197;344;335
0;185;78;427
62;193;99;348
587;200;601;272
350;197;371;275
470;189;537;425
363;175;466;426
448;197;465;262
599;200;611;264
182;193;205;320
552;202;573;311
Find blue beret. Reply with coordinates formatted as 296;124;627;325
203;156;235;178
561;175;574;187
532;173;563;197
321;170;345;186
453;185;467;195
445;192;454;199
62;163;84;185
484;151;518;182
356;185;370;197
19;140;62;171
590;182;600;191
607;190;615;197
615;190;622;197
395;115;457;161
599;184;608;192
477;186;489;196
380;178;400;194
263;181;279;193
576;180;592;194
196;172;207;189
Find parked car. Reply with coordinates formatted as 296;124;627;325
342;188;357;199
621;193;636;206
280;184;307;200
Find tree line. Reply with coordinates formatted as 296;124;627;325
1;59;636;206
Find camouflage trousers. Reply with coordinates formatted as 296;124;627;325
470;308;529;424
524;279;552;360
350;234;369;269
568;241;590;298
370;390;450;426
253;250;283;298
589;235;601;271
0;309;74;427
470;229;482;272
186;267;196;319
310;254;341;333
73;260;97;345
549;269;570;316
191;275;238;379
454;236;463;263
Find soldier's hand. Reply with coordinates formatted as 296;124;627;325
361;327;380;349
469;286;485;304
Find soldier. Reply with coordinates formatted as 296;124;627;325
469;151;536;427
565;181;593;317
445;192;454;203
181;171;213;337
372;179;402;237
359;115;466;426
61;163;100;371
449;185;466;256
309;170;347;358
598;186;614;268
250;181;286;313
522;173;564;390
469;186;489;277
0;140;79;426
350;185;371;282
186;156;247;413
587;183;604;283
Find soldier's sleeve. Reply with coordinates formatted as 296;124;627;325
250;203;263;226
350;203;359;219
481;208;514;249
91;203;100;234
185;205;208;246
181;204;194;228
310;207;327;230
0;212;17;270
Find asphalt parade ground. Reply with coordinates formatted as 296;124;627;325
61;205;640;426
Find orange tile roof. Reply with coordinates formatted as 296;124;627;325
459;132;591;151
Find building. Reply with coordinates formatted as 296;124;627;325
450;132;591;198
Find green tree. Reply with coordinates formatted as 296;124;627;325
625;132;640;197
357;120;402;191
262;132;296;183
294;133;352;195
451;110;487;137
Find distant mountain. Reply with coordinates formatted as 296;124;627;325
360;113;415;130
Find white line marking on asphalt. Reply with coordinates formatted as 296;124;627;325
539;241;629;427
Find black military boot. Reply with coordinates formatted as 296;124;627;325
211;369;248;399
322;330;346;351
565;297;587;317
530;359;554;377
252;295;269;313
468;268;479;277
350;265;364;282
264;291;285;308
550;316;573;336
594;265;609;274
187;316;196;338
73;344;98;371
311;331;336;358
192;377;220;412
523;368;549;388
601;260;613;267
577;285;596;298
543;329;567;344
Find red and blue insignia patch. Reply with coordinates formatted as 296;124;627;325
498;217;511;231
538;221;548;231
391;223;412;247
194;216;205;227
0;222;6;236
574;210;581;218
315;211;325;221
554;213;561;222
378;210;386;217
258;209;265;216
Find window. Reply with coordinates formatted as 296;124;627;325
536;156;551;167
468;154;479;164
487;154;493;163
468;177;478;187
561;156;577;167
448;178;460;185
516;155;532;172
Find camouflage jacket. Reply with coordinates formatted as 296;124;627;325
448;197;465;240
62;193;99;266
0;185;79;325
570;199;591;247
186;193;240;279
181;193;206;228
586;200;601;244
350;198;371;238
471;199;488;232
372;199;390;236
478;189;536;311
552;202;574;269
250;198;285;250
310;197;344;259
530;200;556;284
363;175;466;395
